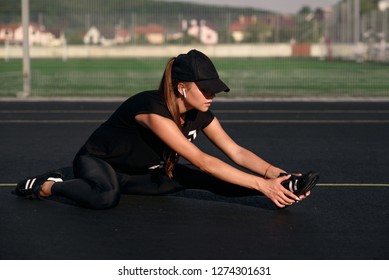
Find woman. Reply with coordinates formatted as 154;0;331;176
15;49;317;209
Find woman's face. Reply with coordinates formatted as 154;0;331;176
181;82;215;112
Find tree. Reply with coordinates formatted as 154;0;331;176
243;20;272;43
298;6;312;15
360;0;379;13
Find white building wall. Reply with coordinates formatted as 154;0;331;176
0;44;359;59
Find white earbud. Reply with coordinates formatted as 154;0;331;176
182;89;187;99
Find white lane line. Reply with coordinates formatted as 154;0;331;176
1;109;389;114
1;119;389;124
1;183;389;187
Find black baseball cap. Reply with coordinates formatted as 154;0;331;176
172;49;230;94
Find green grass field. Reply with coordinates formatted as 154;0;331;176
1;57;388;98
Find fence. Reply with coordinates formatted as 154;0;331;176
0;0;388;99
1;13;326;46
326;0;389;61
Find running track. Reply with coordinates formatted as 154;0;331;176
1;100;388;260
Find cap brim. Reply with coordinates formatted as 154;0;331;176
195;78;230;94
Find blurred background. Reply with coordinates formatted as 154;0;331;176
0;0;388;98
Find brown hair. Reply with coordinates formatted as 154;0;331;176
159;57;181;178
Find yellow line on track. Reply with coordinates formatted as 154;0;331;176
0;110;110;114
0;120;104;123
0;184;17;187
317;183;389;187
220;120;389;124
214;110;389;114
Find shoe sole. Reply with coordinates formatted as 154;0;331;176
295;172;319;196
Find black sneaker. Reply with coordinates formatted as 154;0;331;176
280;171;319;196
14;172;63;199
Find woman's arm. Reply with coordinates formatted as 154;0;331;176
136;113;300;207
203;117;284;179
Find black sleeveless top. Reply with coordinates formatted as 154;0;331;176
81;90;214;174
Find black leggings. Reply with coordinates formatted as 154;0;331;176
52;153;259;209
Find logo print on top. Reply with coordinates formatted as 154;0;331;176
188;130;197;142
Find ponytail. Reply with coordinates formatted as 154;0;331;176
159;58;181;178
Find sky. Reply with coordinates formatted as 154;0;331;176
164;0;341;14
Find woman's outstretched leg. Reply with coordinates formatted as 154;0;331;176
118;168;184;195
172;164;260;197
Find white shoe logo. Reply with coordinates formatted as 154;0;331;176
288;179;298;193
25;178;37;190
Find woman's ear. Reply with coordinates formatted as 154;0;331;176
177;82;185;94
177;82;186;98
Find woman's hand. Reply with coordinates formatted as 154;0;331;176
258;175;301;208
264;165;287;179
261;173;312;208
